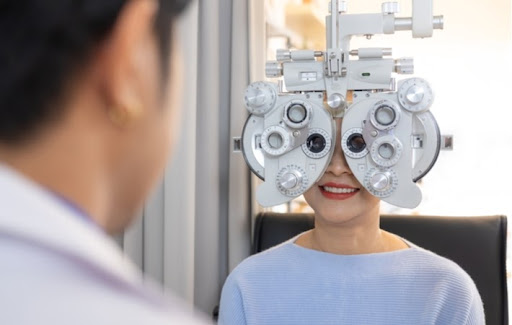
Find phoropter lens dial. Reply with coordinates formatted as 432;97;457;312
301;128;332;159
342;128;368;159
288;104;307;123
347;133;366;153
307;134;325;153
370;135;403;167
375;106;395;126
283;100;312;129
260;125;291;157
370;100;400;131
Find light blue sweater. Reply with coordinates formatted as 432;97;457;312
219;234;485;325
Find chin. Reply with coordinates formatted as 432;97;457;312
314;204;368;226
304;185;380;226
103;201;142;235
105;211;139;235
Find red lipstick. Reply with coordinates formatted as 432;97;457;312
319;182;359;200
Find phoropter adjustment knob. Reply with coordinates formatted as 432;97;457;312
276;165;308;197
370;172;391;191
244;82;277;116
279;172;300;190
382;2;400;14
394;58;414;74
265;61;283;78
364;168;398;198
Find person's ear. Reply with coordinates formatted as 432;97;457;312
97;0;159;128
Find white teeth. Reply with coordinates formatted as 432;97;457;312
322;186;357;194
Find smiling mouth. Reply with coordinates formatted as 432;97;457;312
318;183;360;200
321;186;358;194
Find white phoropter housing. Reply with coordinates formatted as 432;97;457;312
237;0;444;208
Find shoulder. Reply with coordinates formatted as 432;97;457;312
404;243;485;322
406;243;474;279
219;240;300;325
0;236;210;325
403;243;482;301
221;238;305;301
226;238;299;283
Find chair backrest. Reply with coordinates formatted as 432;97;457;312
253;212;508;325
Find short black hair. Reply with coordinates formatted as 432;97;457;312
0;0;190;144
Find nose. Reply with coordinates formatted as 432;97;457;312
325;119;352;177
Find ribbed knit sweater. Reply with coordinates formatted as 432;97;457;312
219;234;485;325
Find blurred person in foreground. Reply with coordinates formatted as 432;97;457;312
0;0;209;323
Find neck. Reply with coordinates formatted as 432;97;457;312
310;223;383;255
0;110;114;232
298;206;408;255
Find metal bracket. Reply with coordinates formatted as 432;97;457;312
440;135;453;150
233;137;242;153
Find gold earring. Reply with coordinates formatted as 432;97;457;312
108;97;143;127
108;106;129;127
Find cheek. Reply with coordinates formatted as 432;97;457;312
162;40;184;156
359;190;381;214
136;39;161;115
303;186;323;212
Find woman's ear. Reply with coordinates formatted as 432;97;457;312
95;0;159;127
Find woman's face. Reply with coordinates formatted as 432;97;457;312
303;118;380;226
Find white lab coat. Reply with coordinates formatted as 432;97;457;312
0;165;210;324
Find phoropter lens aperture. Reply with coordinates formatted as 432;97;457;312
307;133;326;154
268;132;284;149
347;133;366;153
375;105;396;126
378;142;395;159
287;104;307;124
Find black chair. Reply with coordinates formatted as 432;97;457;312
253;212;508;325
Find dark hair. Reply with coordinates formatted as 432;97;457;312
0;0;190;144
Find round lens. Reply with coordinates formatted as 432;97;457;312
307;133;326;153
347;133;366;153
378;143;395;159
375;105;396;126
268;132;283;149
287;104;307;124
